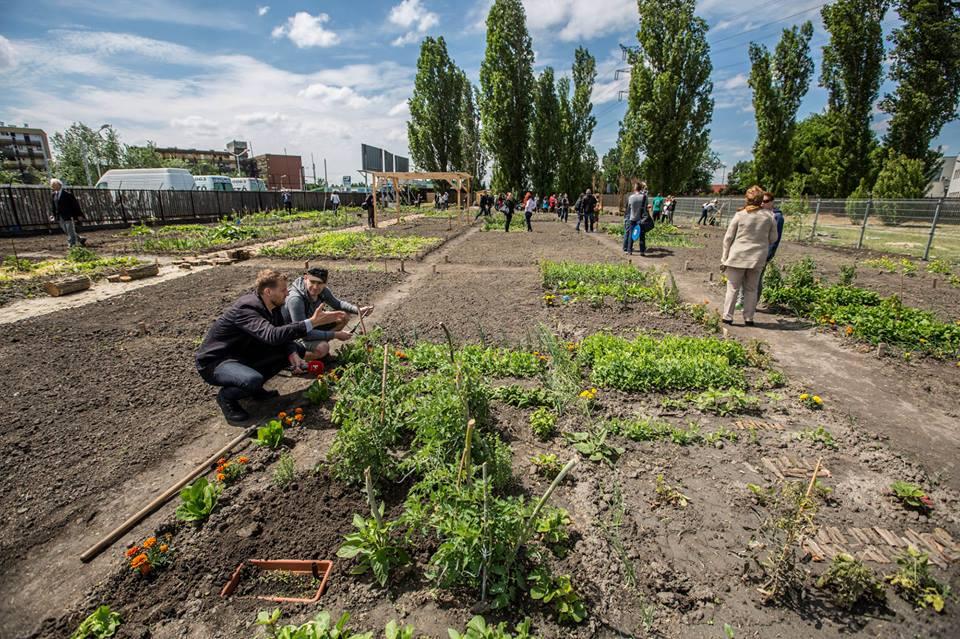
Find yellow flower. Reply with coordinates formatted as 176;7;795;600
812;395;823;404
159;544;169;553
799;393;809;401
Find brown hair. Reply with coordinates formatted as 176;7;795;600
744;185;765;208
255;269;287;295
763;191;775;202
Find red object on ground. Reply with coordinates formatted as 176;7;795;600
307;360;325;375
221;559;334;603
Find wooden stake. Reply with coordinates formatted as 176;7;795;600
709;272;714;282
805;457;823;499
456;418;476;487
400;259;405;273
358;310;368;335
80;427;254;563
364;467;382;526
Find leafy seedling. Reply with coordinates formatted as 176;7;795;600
890;481;933;510
175;477;222;523
886;547;951;613
70;605;121;639
816;552;885;610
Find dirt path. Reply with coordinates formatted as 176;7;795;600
580;221;960;493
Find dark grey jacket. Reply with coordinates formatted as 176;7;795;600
195;292;306;372
282;276;359;341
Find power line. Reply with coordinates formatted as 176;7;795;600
709;3;826;52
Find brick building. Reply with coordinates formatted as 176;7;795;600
254;154;304;190
0;122;51;181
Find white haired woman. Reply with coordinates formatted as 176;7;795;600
720;185;778;326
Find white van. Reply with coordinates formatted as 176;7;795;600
95;168;195;190
230;177;267;192
194;175;234;191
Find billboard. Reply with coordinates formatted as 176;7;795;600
395;156;410;172
383;151;394;172
342;175;351;187
361;144;383;171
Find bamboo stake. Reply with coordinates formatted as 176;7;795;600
481;462;489;602
507;458;577;568
805;457;823;499
80;427;255;563
456;418;476;487
358;310;368;335
380;344;389;428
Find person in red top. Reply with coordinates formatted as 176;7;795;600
549;194;557;214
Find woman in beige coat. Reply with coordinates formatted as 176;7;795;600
720;185;779;326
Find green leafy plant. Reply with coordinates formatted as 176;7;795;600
839;264;857;285
273;452;296;488
175;477;222;523
890;481;933;510
815;553;885;610
691;388;760;416
653;475;689;508
489;384;552;408
752;480;820;603
886;547;951;613
305;375;332;405
798;393;823;410
765;370;787;388
529;407;557;440
447;616;535;639
337;504;410;587
795;425;838;450
530;453;564;479
926;258;954;276
255;419;285;449
255;609;372;639
535;507;572;556
704;426;739;444
527;567;588;624
566;426;623;465
70;605;121;639
384;621;417;639
261;231;441;260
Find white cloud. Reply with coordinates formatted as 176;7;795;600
235;112;286;125
298;83;371;109
0;35;16;70
720;73;747;90
388;101;409;117
272;12;340;48
525;0;635;41
388;0;439;47
54;0;247;30
258;5;270;17
2;30;414;183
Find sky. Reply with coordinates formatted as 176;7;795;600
1;0;956;186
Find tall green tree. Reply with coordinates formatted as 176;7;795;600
725;160;756;193
557;47;598;193
601;145;622;192
529;67;561;196
748;21;815;193
556;76;575;193
124;141;162;168
479;0;535;192
820;0;889;196
51;123;124;186
680;149;722;194
459;82;487;189
624;0;714;194
880;0;960;169
407;37;464;174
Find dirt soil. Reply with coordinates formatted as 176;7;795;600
4;213;959;639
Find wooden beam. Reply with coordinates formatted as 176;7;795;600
372;173;378;228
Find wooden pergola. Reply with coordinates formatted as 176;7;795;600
368;171;472;226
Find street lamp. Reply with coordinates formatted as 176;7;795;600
280;174;287;190
720;163;727;193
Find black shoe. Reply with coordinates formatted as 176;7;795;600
251;388;280;400
79;237;88;247
217;393;250;425
744;320;755;327
722;319;733;325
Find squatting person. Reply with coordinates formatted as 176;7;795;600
195;269;333;424
283;266;373;360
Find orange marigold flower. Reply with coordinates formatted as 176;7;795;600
278;411;287;419
217;457;227;465
159;544;169;553
130;553;148;568
143;537;157;549
294;407;303;415
216;473;226;482
295;414;304;421
125;546;140;557
237;456;249;464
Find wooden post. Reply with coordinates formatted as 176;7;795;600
856;199;872;250
372;174;378;228
808;197;821;241
392;176;400;220
379;344;389;427
456;178;462;217
923;197;944;261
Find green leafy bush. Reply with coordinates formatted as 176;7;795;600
255;419;285;449
305;375;332;405
489;385;552;408
527;567;587;623
447;616;535;639
816;553;885;610
529;407;557;440
541;260;666;306
336;505;410;587
175;477;222;523
890;481;933;510
530;453;564;479
261;231;441;259
255;609;371;639
886;547;951;612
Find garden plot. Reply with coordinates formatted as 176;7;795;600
5;213;960;639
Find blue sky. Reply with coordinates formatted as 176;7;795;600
1;0;956;185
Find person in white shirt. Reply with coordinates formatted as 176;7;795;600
331;192;340;212
524;192;537;232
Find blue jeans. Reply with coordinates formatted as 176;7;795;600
199;355;292;401
626;221;645;254
622;218;631;251
59;219;80;247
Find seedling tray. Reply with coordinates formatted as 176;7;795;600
220;559;333;603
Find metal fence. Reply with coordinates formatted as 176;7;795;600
0;186;372;236
658;196;960;262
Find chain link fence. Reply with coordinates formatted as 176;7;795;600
615;195;960;263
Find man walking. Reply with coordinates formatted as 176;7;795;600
582;189;598;232
49;179;86;248
362;192;375;228
196;270;333;424
503;192;516;232
282;190;293;213
626;182;649;256
699;198;718;225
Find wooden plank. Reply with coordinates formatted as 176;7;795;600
933;528;960;552
919;533;947;558
121;263;159;280
761;457;783;480
874;527;900;547
804;539;826;561
828;526;847;545
848;528;871;546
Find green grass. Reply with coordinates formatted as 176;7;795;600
541;260;673;306
127;220;275;252
602;222;697;247
0;248;142;292
261;231;442;259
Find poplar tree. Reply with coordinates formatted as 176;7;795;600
407;37;464;173
529;67;560;196
625;0;714;194
479;0;535;192
568;47;598;191
748;21;815;193
460;81;487;189
881;0;960;169
820;0;889;196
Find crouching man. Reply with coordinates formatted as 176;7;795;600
283;267;373;360
195;269;333;424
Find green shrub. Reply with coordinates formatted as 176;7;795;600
175;477;222;523
529;407;557;440
816;553;885;610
